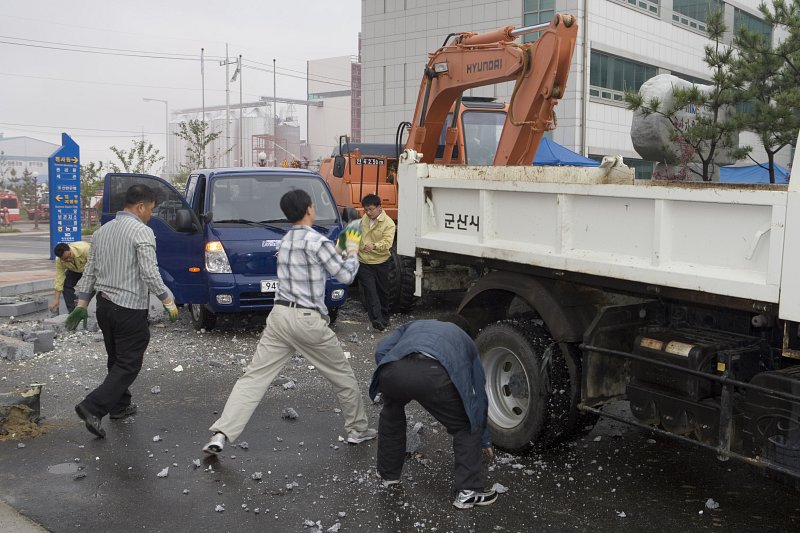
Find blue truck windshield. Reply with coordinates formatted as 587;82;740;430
211;174;338;225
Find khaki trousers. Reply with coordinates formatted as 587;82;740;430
209;304;369;442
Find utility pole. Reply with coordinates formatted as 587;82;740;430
230;55;244;167
273;58;278;166
239;55;243;166
220;43;236;167
201;47;206;167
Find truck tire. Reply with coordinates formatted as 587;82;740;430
190;304;217;331
388;248;417;313
476;320;587;452
327;306;339;326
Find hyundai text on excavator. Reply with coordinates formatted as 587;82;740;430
320;13;578;311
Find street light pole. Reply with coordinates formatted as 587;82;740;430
32;171;39;230
143;98;169;177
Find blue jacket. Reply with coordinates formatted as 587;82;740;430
369;320;491;448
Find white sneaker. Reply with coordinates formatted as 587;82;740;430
347;428;377;444
375;471;400;487
453;489;498;509
202;432;226;455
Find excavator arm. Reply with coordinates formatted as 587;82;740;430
406;13;578;165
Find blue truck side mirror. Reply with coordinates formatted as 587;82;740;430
341;207;359;223
175;209;196;232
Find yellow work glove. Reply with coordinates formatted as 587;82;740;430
163;300;179;322
65;306;89;331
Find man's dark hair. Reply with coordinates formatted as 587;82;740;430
361;193;381;208
280;189;312;223
54;243;70;258
437;313;475;339
124;184;157;206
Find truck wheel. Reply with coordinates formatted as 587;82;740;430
388;248;417;313
476;320;583;452
189;304;217;331
327;307;339;326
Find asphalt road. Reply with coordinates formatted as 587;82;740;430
0;232;50;260
0;294;798;532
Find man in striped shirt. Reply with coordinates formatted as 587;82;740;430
72;184;178;438
203;189;377;455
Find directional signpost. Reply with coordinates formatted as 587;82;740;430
48;133;81;259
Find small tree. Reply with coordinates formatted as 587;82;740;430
80;161;105;207
174;120;227;168
108;139;164;174
626;10;750;180
5;167;19;192
16;168;38;212
0;150;9;189
78;161;105;227
733;0;800;183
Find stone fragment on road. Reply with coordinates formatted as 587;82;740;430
157;467;169;478
282;407;299;420
491;482;508;494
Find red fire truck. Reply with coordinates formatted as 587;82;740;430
0;192;20;224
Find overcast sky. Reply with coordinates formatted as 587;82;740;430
1;0;361;167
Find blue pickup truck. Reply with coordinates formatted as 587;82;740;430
102;168;352;330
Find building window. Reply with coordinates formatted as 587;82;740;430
671;72;710;86
612;0;660;16
624;157;655;179
672;0;723;33
522;0;554;43
734;7;772;42
590;51;657;102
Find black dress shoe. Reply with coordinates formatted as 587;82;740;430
75;403;106;438
371;320;386;331
110;403;138;420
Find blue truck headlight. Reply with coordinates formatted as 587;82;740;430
331;289;345;300
205;241;232;273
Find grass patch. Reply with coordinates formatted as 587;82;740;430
81;225;101;236
0;227;20;234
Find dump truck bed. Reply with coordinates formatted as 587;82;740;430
397;158;800;317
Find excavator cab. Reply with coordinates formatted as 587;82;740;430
433;97;508;165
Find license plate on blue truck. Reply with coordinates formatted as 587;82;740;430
260;280;279;292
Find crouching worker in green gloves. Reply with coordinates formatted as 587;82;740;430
68;184;177;439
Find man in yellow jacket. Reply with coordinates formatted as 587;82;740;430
50;241;92;313
358;194;396;331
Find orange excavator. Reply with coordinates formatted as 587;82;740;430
319;13;578;310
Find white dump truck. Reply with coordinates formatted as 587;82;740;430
396;146;800;481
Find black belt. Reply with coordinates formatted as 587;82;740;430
274;299;316;311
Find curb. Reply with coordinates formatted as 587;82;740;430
0;280;53;298
0;500;47;533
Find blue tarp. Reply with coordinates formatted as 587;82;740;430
719;163;790;184
533;137;600;167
